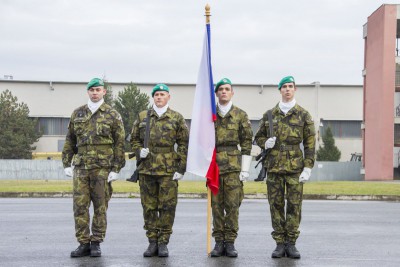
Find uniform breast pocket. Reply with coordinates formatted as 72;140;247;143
97;123;112;137
287;121;304;142
226;123;239;140
74;122;86;136
161;123;176;136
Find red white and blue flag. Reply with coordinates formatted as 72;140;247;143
187;24;219;195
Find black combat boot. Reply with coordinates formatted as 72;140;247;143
225;242;238;257
271;243;286;258
90;241;101;257
285;243;300;259
143;241;158;257
158;243;169;257
210;241;225;257
70;243;90;257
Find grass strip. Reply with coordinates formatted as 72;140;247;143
0;180;399;196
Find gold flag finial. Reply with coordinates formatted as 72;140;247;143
205;4;211;24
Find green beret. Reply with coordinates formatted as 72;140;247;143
278;76;295;90
86;78;104;90
151;83;170;97
215;78;232;92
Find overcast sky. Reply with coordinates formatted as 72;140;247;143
0;0;394;85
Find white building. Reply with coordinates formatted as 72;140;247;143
0;79;362;161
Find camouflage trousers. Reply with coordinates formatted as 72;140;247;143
73;168;112;244
139;174;178;244
266;172;303;244
211;172;244;243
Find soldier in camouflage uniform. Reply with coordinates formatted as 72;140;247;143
254;76;315;259
130;84;189;258
210;78;253;258
62;78;126;258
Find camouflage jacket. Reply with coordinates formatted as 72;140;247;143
254;103;316;174
62;102;126;173
215;105;253;174
130;108;189;175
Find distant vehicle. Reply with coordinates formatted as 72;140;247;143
350;153;362;161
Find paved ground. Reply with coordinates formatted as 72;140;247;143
0;198;399;267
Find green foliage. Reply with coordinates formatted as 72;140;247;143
113;83;150;151
0;90;42;159
103;80;114;105
316;126;341;161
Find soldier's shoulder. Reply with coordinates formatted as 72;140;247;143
168;108;184;119
71;104;87;116
102;103;120;116
260;105;278;119
295;104;313;121
228;105;244;116
231;105;245;113
73;104;87;112
295;104;311;115
138;109;148;117
98;103;123;122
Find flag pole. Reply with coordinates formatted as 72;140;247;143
205;3;212;256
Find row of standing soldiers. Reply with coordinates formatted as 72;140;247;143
62;75;315;259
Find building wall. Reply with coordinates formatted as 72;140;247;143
363;4;397;180
0;80;363;160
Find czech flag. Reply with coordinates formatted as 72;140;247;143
187;23;219;195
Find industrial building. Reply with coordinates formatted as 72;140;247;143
0;79;363;161
362;4;400;180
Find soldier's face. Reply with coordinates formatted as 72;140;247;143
216;84;234;105
87;86;106;102
153;91;170;108
280;82;296;102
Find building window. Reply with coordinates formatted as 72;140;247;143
320;120;362;138
394;124;400;146
36;117;70;135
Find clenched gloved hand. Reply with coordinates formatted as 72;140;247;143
64;167;73;177
239;171;249;181
299;167;312;183
239;155;252;181
173;172;183;180
140;148;150;158
107;172;119;183
265;137;276;149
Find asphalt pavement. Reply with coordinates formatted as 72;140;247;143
0;198;399;267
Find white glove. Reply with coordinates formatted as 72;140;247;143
239;171;249;181
107;172;119;183
299;167;312;183
173;172;183;180
265;137;276;149
140;148;150;158
64;167;73;177
240;155;252;181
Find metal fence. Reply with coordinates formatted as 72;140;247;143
0;160;363;181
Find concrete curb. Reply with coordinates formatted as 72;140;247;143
0;192;399;201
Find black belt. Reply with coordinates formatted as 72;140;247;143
217;146;238;152
276;144;300;152
77;144;112;153
152;147;174;153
